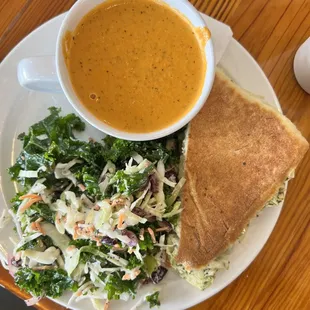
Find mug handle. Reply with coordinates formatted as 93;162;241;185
17;56;63;93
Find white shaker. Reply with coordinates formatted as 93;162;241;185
294;37;310;94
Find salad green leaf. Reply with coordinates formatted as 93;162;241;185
10;191;27;213
25;203;55;224
146;291;161;308
17;236;53;252
8;107;185;308
8;107;85;187
99;272;137;300
110;165;154;196
69;240;111;264
139;232;155;251
8;107;106;196
15;268;77;298
127;255;143;270
103;138;170;164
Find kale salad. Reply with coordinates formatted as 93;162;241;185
4;107;186;309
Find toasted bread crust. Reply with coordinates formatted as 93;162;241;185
176;69;309;269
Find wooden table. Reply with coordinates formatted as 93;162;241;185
0;0;309;309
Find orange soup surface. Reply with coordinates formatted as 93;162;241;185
63;0;207;133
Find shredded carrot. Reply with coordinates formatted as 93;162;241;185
19;197;43;213
93;238;102;247
73;226;79;240
19;194;40;200
76;291;82;297
139;228;145;241
147;227;156;243
156;227;169;232
122;269;140;281
78;183;86;192
30;222;45;235
112;246;122;252
117;213;125;229
134;269;141;277
122;274;131;280
67;245;76;252
36;222;45;235
104;301;110;310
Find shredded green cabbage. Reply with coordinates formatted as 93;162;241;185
7;108;185;308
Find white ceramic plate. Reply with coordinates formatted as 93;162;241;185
0;13;284;310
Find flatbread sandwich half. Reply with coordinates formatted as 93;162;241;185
167;69;309;290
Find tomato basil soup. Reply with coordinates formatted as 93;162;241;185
63;0;207;133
